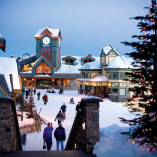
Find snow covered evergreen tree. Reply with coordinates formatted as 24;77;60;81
120;0;157;151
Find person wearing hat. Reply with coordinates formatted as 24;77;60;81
43;122;53;151
54;123;66;151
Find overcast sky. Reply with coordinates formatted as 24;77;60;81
0;0;149;58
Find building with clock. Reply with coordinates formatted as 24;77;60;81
17;27;132;102
17;27;81;89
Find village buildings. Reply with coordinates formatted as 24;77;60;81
0;27;133;102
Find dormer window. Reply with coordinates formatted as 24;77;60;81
62;56;76;65
81;55;95;65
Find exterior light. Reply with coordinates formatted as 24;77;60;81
82;122;86;130
74;143;77;149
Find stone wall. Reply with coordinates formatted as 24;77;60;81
66;96;102;153
0;97;22;152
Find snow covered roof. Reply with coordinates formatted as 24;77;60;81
102;45;119;55
107;56;133;69
90;75;108;82
35;27;60;38
79;57;100;70
55;64;82;74
0;57;20;91
81;96;103;102
56;56;99;73
77;75;108;82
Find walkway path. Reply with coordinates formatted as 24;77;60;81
18;89;86;150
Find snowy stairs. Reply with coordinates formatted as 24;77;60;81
0;150;95;157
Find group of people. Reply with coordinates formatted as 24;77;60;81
43;102;67;151
36;91;48;105
24;87;37;99
43;122;66;151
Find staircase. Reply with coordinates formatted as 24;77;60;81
0;150;95;157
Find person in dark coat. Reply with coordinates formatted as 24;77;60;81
55;111;64;124
37;92;41;100
59;87;63;94
34;88;36;95
76;102;81;112
70;97;74;104
54;123;66;151
60;103;67;120
43;94;48;104
26;90;29;99
43;122;53;151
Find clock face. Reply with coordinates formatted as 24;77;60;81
43;37;50;45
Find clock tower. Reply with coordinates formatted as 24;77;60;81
35;27;62;69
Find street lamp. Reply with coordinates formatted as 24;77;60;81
21;53;32;121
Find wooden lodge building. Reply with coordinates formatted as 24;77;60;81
16;27;133;102
17;27;82;89
77;45;132;102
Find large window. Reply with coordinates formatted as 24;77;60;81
82;72;90;78
120;72;127;80
109;72;119;80
111;88;118;94
120;88;126;95
35;61;51;75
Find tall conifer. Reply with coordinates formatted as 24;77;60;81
120;0;157;151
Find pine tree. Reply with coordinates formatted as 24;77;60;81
120;0;157;151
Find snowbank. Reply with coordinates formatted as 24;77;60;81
0;57;20;91
93;124;157;157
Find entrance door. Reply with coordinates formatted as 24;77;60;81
36;79;52;89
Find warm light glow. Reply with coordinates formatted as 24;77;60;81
82;122;85;130
74;143;77;149
132;141;135;144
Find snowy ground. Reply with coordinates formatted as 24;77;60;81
18;89;157;157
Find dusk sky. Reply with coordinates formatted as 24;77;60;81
0;0;149;58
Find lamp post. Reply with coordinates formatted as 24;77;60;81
21;53;32;121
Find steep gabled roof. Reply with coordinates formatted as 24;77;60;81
32;55;55;69
102;45;119;55
107;56;132;69
35;27;62;40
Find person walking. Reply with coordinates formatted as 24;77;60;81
70;97;74;104
37;91;41;100
43;94;48;105
43;122;53;151
60;103;67;120
54;123;66;151
34;88;36;95
55;110;64;124
26;89;29;99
